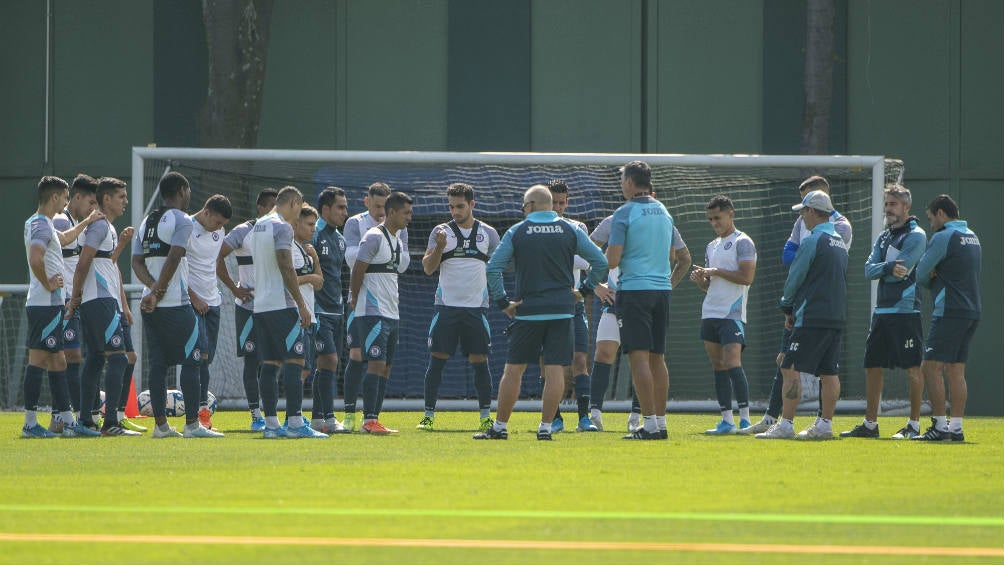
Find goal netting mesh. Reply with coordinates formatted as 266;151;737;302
1;150;906;413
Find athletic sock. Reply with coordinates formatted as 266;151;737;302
265;416;280;428
721;410;735;425
48;369;71;413
199;361;212;406
258;364;280;418
948;417;963;433
655;415;667;430
315;369;335;421
713;370;732;420
589;361;611;411
863;420;878;430
342;358;364;413
472;361;492;415
780;417;794;429
766;365;784;419
631;393;641;415
242;356;261;409
538;421;551;433
574;373;590;419
119;362;135;412
178;362;200;428
102;354;128;428
423;356;447;413
728;366;750;417
908;418;920;430
282;362;303;423
933;415;948;431
493;420;507;432
251;407;263;420
65;362;81;413
643;415;658;433
375;375;388;415
739;406;750;422
362;373;380;420
24;409;38;428
80;354;106;424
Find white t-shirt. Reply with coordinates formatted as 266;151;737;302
186;215;225;307
23;214;64;307
427;220;500;308
563;217;590;287
293;240;315;319
52;209;83;299
82;219;121;305
702;230;757;321
353;225;410;319
251;212;297;313
344;211;408;269
133;208;192;308
223;219;256;311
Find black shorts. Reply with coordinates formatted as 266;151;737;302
196;305;222;362
781;327;842;376
303;323;318;372
700;318;746;347
345;312;362;351
254;308;305;363
120;316;135;354
573;300;589;354
80;298;126;353
507;318;573;366
864;313;923;369
356;316;399;363
235;306;257;358
428;306;491;356
61;304;82;349
26;305;64;353
924;317;979;364
143;305;201;366
315;313;344;358
615;290;670;354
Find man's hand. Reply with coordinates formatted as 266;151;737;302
891;259;909;279
233;283;253;303
594;283;615;305
784;313;794;331
140;293;159;313
83;209;105;225
433;227;447;249
297;300;312;329
502;299;523;319
122;307;134;326
119;226;135;242
190;294;209;315
46;273;64;292
64;294;81;319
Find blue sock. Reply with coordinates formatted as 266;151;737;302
343;359;364;413
376;375;388;414
589;362;611;411
179;362;201;425
362;373;380;420
65;362;81;413
48;370;71;413
258;364;280;418
423;356;447;413
199;360;211;406
714;370;732;416
472;361;492;416
80;354;106;424
102;354;128;428
728;366;750;409
118;362;135;412
316;368;335;420
574;373;590;418
242;356;261;410
22;365;45;413
767;366;783;419
283;363;303;422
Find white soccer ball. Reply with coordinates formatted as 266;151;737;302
165;389;186;417
206;391;218;415
137;389;152;417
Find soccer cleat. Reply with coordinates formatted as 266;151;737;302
622;428;661;440
48;416;65;434
626;414;642;433
537;429;553;440
184;424;224;438
473;427;507;440
551;417;564;433
263;426;288;439
738;418;772;435
949;430;965;442
738;418;751;429
705;420;738;435
151;425;182;438
839;423;878;438
198;408;214;431
912;420;953;441
891;424;921;440
478;417;494;432
576;415;598;432
416;416;435;431
119;418;148;433
22;423;59;439
101;426;141;437
250;416;266;432
286;424;329;439
361;420;398;435
589;411;604;431
343;412;357;432
755;422;795;439
658;429;669;440
319;418;350;434
63;422;102;437
797;422;834;440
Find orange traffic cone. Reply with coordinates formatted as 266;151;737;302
125;376;143;418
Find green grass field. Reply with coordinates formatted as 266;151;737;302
1;411;1001;564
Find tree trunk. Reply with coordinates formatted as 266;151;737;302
800;0;835;155
199;0;274;148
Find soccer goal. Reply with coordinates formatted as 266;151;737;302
112;148;905;414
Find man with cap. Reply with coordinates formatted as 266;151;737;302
757;190;848;440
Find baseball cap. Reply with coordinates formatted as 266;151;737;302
792;190;834;213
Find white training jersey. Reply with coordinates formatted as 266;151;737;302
186;214;225;307
790;211;853;250
52;209;84;299
702;230;757;322
251;212;297;313
563;217;590;287
80;219;121;305
353;224;409;319
134;208;193;308
590;215;687;290
293;240;316;319
24;214;64;307
344;211;408;269
428;220;500;308
223;219;257;311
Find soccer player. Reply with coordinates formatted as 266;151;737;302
605;161;673;440
22;176;100;437
348;192;413;434
756;190;848;440
133;172;220;439
109;225;145;433
251;186;327;439
217;188;278;430
292;204;323;422
66;177;135;436
741;175;853;434
51;174;100;427
342;182;409;430
186;194;233;431
474;185;607;441
690;195;757;435
417;183;500;432
842;184;926;439
912;194;981;441
587;212;691;431
310;187;350;434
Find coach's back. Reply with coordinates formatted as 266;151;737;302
609;196;674;291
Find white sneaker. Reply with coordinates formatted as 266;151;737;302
796;421;834;440
737;417;773;435
152;425;183;438
627;414;642;433
589;410;604;431
183;424;224;438
755;422;795;439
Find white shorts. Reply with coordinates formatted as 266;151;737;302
595;312;621;344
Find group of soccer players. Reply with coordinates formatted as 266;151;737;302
21;161;982;441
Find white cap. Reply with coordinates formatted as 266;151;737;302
792;190;834;213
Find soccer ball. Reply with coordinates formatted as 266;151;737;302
98;390;106;415
137;389;153;417
165;389;186;416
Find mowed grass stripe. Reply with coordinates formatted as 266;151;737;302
2;504;1000;527
1;533;1002;557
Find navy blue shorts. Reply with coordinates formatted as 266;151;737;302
507;318;573;366
303;323;318;373
356;316;399;363
120;316;135;353
196;305;221;362
924;317;978;364
428;306;491;356
79;298;126;353
573;300;589;354
345;312;362;351
254;308;305;362
781;327;842;376
142;305;200;366
315;313;344;358
61;304;82;349
234;306;257;358
26;305;64;352
616;290;670;354
700;318;746;347
864;313;923;369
